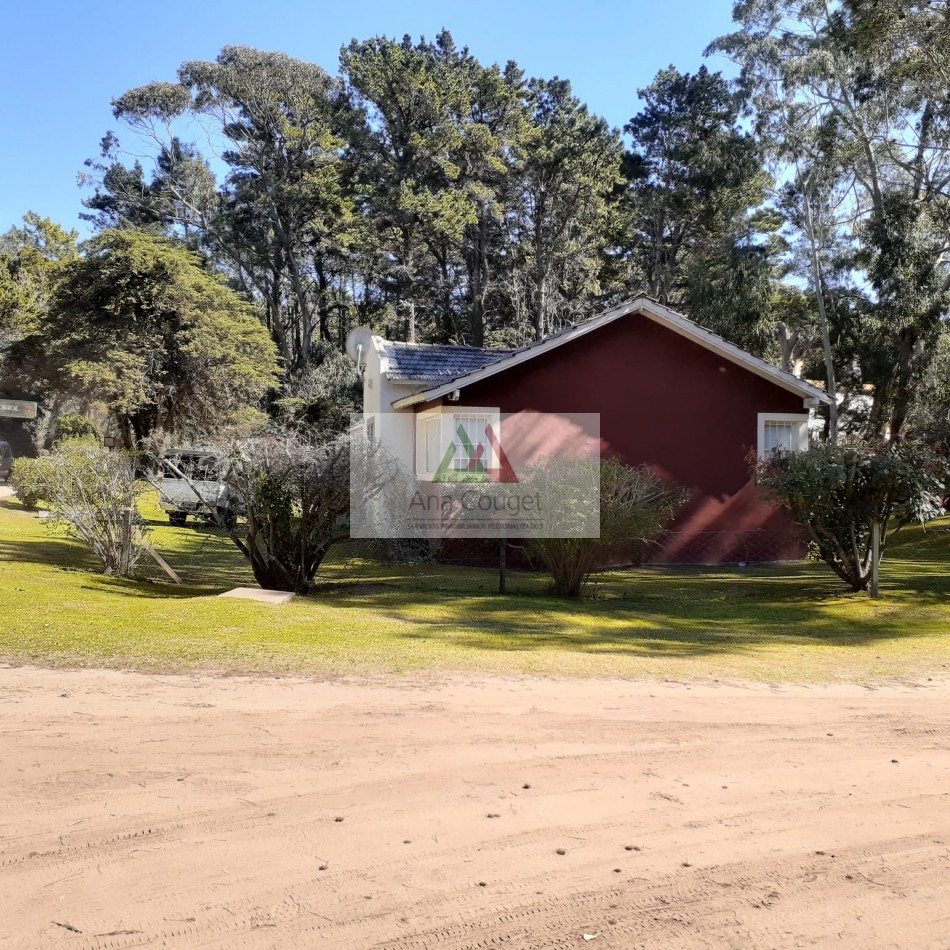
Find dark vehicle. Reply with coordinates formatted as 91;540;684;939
0;441;13;483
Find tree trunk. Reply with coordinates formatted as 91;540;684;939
802;181;839;445
888;325;919;439
468;212;490;347
273;216;314;369
777;324;801;376
316;260;332;343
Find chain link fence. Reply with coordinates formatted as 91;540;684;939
338;528;807;573
643;528;806;566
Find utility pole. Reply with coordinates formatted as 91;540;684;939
498;539;507;595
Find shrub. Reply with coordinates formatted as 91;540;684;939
756;442;945;592
222;429;408;594
10;457;52;511
527;458;688;597
26;439;146;576
53;413;102;445
222;431;351;594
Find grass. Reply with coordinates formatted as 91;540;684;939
2;490;950;682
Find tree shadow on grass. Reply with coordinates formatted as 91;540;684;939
76;577;214;599
0;536;98;571
5;503;947;660
311;564;939;658
0;536;244;598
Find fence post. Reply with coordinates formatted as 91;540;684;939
870;520;881;599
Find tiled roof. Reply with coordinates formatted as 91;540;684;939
384;318;603;385
384;341;517;382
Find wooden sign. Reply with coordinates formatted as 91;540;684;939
0;399;38;420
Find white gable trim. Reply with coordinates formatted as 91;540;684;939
390;297;832;410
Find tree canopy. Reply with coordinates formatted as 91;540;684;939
1;16;948;455
12;229;279;447
0;214;78;357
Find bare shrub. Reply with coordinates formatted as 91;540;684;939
222;431;352;594
28;439;145;575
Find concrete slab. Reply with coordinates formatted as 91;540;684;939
0;486;13;500
218;587;295;605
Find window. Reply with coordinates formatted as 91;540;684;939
415;407;500;478
449;413;492;473
764;421;797;455
757;413;809;459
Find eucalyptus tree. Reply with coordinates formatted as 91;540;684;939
711;0;950;438
774;149;853;443
82;138;216;239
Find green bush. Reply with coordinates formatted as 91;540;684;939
526;458;689;597
757;441;945;592
53;414;102;445
10;457;53;511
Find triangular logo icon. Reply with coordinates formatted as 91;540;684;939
433;422;518;483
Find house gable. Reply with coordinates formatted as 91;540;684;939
392;298;830;411
422;314;810;546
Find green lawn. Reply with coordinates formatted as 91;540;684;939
2;491;949;682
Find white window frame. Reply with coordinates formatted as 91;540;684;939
416;407;443;479
757;412;810;459
415;406;501;479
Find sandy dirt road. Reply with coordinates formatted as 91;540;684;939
1;668;949;949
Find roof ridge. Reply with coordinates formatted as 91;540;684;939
388;340;515;352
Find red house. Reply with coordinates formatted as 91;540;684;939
347;297;831;564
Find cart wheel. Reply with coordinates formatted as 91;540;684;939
217;508;238;531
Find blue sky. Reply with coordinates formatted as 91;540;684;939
0;0;738;236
